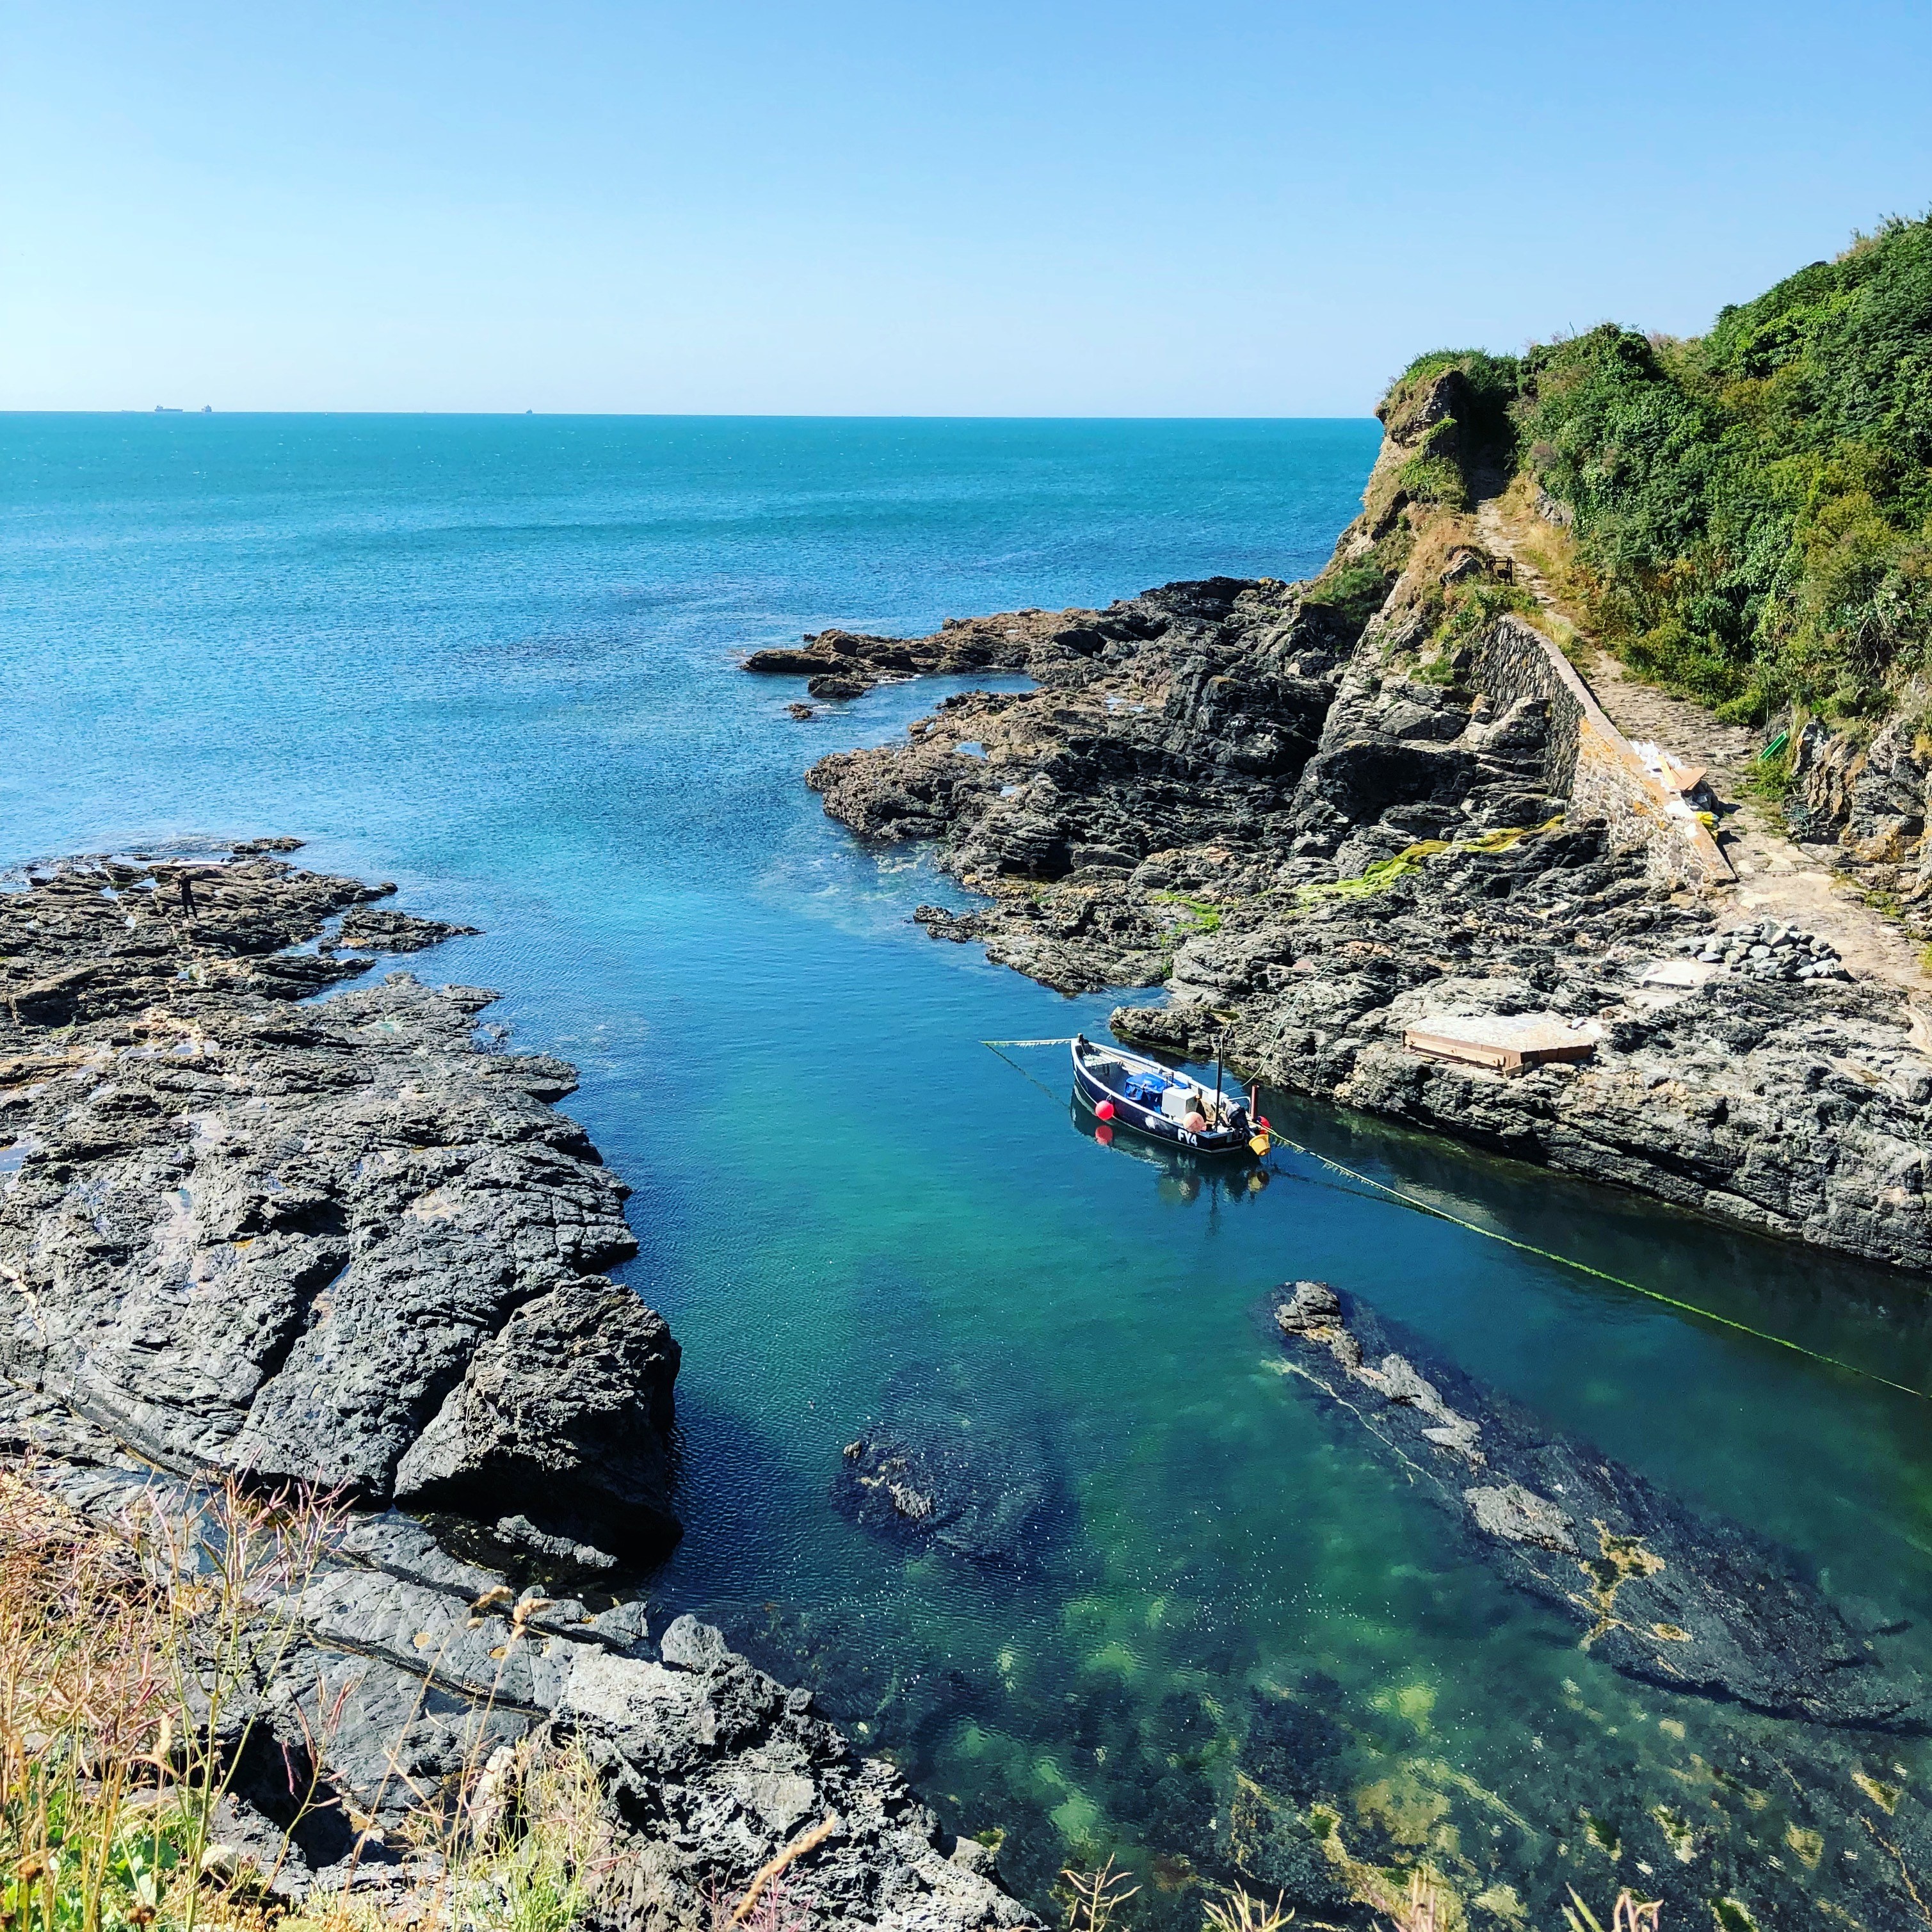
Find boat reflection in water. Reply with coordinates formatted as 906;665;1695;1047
1067;1098;1271;1206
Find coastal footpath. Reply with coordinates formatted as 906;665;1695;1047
759;366;1932;1275
0;846;1032;1932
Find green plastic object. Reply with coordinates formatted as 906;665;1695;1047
1759;729;1790;762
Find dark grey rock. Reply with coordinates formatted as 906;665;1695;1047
1265;1280;1926;1730
0;850;677;1569
325;906;481;953
394;1276;679;1559
492;1513;620;1574
659;1611;734;1673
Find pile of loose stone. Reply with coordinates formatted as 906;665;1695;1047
1676;919;1851;984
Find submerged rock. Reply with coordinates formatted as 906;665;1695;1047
833;1396;1062;1565
1266;1280;1925;1730
1228;1652;1932;1932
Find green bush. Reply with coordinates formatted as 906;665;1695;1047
1396;449;1467;510
1432;577;1537;651
1305;559;1399;629
1516;213;1932;720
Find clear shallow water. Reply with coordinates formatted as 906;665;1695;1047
7;414;1932;1920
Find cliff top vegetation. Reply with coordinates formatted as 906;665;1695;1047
1378;211;1932;728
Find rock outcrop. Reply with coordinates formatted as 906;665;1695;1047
4;1416;1033;1932
759;376;1932;1273
745;608;1098;700
0;846;677;1568
1786;710;1932;938
1268;1281;1924;1729
1113;842;1932;1269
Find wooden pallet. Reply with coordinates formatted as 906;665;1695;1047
1402;1013;1598;1073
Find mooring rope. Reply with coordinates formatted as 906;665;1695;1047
1257;1123;1931;1403
981;1037;1077;1104
981;1038;1931;1405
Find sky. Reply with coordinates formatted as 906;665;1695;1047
5;0;1932;416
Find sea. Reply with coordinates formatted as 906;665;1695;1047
5;413;1931;1919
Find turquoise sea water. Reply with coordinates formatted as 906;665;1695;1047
6;414;1932;1920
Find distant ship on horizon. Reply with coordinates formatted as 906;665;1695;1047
152;405;214;413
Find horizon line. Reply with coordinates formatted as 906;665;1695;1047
2;407;1383;423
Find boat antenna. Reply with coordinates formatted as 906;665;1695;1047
1214;1031;1225;1109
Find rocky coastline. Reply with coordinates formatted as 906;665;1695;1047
768;373;1932;1277
13;349;1932;1928
0;843;1035;1932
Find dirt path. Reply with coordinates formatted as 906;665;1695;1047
1474;496;1930;994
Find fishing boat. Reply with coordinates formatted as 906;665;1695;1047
1070;1034;1266;1157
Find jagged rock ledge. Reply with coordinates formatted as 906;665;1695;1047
4;1420;1030;1931
0;846;675;1568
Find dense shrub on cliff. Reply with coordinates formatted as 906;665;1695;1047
1354;218;1932;725
1511;213;1932;723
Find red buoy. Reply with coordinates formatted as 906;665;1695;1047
1095;1100;1115;1121
1255;1116;1271;1134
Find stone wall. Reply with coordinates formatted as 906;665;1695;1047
1467;615;1583;794
1469;615;1732;888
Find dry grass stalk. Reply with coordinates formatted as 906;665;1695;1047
1561;1888;1663;1932
0;1463;640;1932
1202;1883;1293;1932
1057;1856;1138;1932
427;1738;616;1932
1394;1870;1440;1932
0;1468;344;1932
727;1813;839;1928
705;1873;809;1932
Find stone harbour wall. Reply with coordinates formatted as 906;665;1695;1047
1470;615;1732;888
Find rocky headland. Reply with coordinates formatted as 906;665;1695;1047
768;367;1932;1276
0;843;1035;1932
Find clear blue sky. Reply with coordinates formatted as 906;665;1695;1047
6;0;1930;415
